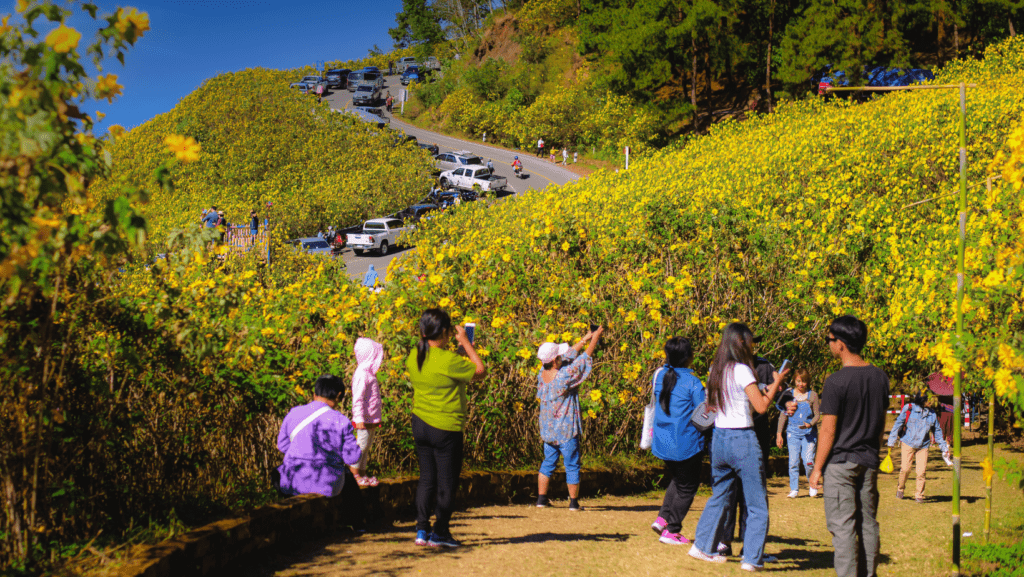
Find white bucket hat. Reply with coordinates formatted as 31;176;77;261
537;342;571;363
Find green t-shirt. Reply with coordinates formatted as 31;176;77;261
407;347;476;432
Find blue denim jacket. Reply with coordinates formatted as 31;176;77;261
887;403;948;452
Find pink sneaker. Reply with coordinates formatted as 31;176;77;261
651;516;667;535
659;530;691;545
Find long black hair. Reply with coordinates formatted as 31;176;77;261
659;337;694;416
416;308;453;371
706;323;755;410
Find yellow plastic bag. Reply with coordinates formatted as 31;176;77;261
880;448;894;474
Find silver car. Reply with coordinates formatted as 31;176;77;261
434;150;483;172
292;237;333;257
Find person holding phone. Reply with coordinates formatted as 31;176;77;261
406;309;486;548
688;323;789;571
535;326;604;511
776;368;821;498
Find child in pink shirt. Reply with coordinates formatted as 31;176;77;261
350;337;384;486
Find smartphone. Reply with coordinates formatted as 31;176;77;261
464;323;476;344
590;323;602;347
778;359;791;374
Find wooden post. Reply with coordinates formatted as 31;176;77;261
983;175;994;545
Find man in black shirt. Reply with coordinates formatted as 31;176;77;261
809;316;890;577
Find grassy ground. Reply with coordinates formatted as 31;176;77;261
232;441;1023;577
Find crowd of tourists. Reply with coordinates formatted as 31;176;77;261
273;310;951;576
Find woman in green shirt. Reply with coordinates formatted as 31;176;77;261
406;308;486;548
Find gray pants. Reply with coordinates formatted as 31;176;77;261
824;461;880;577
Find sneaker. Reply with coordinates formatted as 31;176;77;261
659;530;691;545
536;495;550;508
896;489;904;500
688;545;727;563
741;562;763;572
763;555;778;563
787;490;799;498
943;454;954;466
568;498;583;511
716;543;732;557
809;487;819;498
414;530;430;546
428;533;461;548
651;516;667;535
915;497;925;504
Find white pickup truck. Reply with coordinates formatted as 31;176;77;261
438;165;508;195
346;217;411;256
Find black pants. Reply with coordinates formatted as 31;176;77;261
412;414;464;536
658;452;704;534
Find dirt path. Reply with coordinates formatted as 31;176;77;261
238;442;1023;577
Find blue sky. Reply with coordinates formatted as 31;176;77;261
45;0;404;131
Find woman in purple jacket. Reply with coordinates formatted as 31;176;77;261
277;374;366;528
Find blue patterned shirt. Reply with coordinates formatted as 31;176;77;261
537;353;593;444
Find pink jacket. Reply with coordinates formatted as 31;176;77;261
351;337;383;424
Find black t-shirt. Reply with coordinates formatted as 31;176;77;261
820;364;890;469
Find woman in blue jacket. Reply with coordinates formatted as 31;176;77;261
649;336;706;546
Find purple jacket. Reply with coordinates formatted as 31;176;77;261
277;401;362;497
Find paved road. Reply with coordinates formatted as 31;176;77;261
322;74;582;281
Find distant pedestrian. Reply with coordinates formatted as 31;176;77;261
887;391;949;503
249;210;259;245
202;206;219;228
549;150;556;163
537;137;545;158
486;159;494;172
562;147;568;165
316;81;324;103
573;151;578;164
809;316;890;577
388;60;394;75
317;228;324;239
386;92;394;113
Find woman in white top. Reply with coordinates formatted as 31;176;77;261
688;323;789;571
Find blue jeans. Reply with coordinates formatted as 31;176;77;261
539;437;581;485
788;432;817;492
693;428;770;567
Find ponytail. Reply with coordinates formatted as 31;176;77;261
416;308;453;372
658;336;694;417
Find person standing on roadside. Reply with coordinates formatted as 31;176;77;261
388;59;394;75
537;137;545;158
649;336;705;546
562;147;568;165
249;209;259;246
688;323;788;571
316;80;325;103
809;315;890;577
407;309;486;548
534;326;603;511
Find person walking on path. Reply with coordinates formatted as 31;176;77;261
808;315;890;577
887;392;949;503
688;323;788;571
350;337;384;487
535;326;604;511
562;147;568;165
386;91;393;113
649;336;705;546
388;60;394;75
407;309;486;548
537;137;545;158
316;80;325;103
777;368;821;498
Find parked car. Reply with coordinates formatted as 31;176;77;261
325;68;351;89
347;71;365;91
401;66;421;85
339;108;389;128
390;131;418;147
813;65;934;95
418;142;440;156
439;165;508;195
290;237;334;257
397;203;439;224
362;70;385;90
353;105;386;118
346;218;411;256
363;66;380;73
352;84;382;106
423;56;441;71
396;57;418;74
290;82;312;94
435;150;483;172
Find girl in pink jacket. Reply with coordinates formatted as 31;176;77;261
350;337;384;487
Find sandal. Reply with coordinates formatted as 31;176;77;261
355;475;379;487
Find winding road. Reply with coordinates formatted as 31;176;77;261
322;74;582;280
